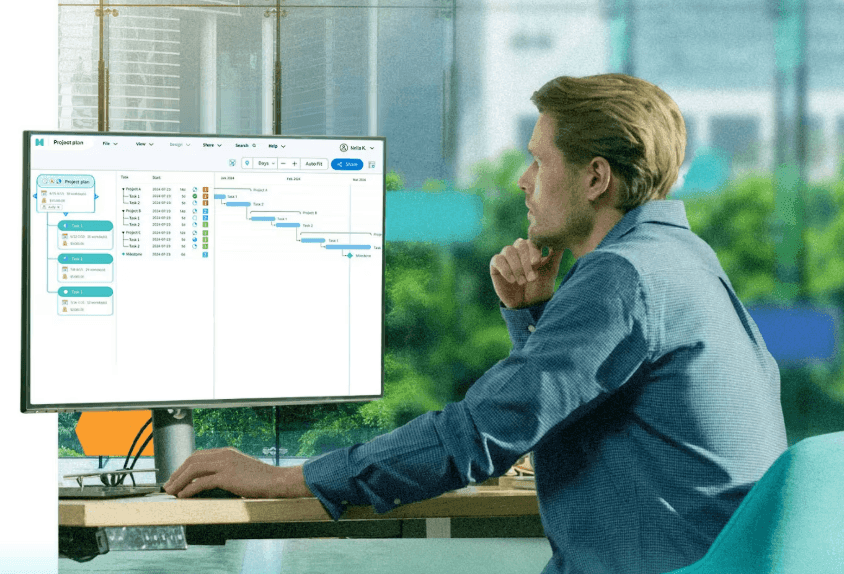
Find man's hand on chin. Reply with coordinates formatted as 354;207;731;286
162;447;314;499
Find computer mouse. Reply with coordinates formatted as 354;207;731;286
191;487;241;499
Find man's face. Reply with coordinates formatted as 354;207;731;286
518;113;594;253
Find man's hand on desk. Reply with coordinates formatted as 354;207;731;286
162;447;314;499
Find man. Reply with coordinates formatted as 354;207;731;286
165;74;787;574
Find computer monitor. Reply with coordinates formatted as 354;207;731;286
22;131;385;414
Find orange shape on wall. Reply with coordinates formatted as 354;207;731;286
75;410;155;456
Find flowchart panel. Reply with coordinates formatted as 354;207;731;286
25;133;385;409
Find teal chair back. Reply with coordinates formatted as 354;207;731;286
665;431;844;573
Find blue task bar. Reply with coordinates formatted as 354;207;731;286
227;201;251;207
301;238;325;243
325;244;371;250
276;222;301;228
251;216;275;222
214;194;226;200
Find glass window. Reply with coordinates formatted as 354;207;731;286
56;0;460;472
57;0;844;496
683;115;696;165
709;115;760;170
518;114;538;157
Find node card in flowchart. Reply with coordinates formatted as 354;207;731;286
57;220;114;250
57;286;114;316
57;254;114;284
36;174;97;214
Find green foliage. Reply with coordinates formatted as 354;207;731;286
385;169;404;192
683;175;778;303
58;412;84;455
295;403;385;457
804;180;844;302
193;407;275;456
59;446;84;457
684;173;844;309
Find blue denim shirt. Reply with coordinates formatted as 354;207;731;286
303;199;788;574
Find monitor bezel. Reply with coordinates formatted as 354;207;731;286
22;130;386;413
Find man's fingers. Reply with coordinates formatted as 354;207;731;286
164;460;218;494
490;254;516;283
175;475;219;498
165;448;239;487
513;240;535;282
501;244;529;285
164;452;201;488
514;239;538;281
492;240;550;284
526;240;542;266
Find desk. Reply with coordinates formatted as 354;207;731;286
60;485;543;543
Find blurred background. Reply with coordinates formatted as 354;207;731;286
56;0;843;476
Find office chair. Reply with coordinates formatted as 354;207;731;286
665;430;844;573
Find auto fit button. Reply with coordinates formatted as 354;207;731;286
301;158;328;170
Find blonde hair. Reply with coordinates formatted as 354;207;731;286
530;74;686;212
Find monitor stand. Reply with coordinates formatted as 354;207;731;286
151;408;195;485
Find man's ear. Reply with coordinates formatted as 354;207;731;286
584;157;613;204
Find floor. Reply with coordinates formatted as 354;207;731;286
59;538;553;574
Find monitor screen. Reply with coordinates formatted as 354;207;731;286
22;132;385;412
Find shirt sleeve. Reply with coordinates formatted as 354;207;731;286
500;299;548;351
302;252;651;520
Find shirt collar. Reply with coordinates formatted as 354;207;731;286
597;199;690;248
